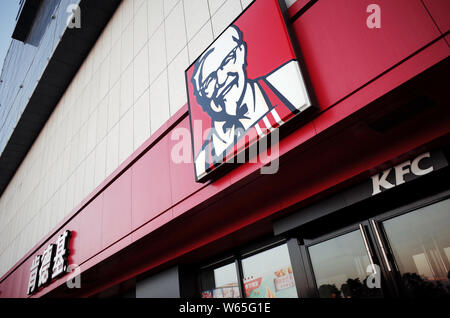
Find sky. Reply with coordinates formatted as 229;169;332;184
0;1;21;73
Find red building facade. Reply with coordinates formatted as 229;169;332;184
0;0;449;298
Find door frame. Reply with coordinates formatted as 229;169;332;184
299;220;392;298
368;189;450;297
295;189;450;298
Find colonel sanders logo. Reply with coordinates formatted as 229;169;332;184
187;0;312;181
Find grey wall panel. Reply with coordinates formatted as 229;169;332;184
136;266;181;298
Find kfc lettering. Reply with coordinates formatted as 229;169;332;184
371;152;435;195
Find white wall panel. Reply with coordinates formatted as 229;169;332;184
241;0;253;9
120;63;134;116
168;47;189;115
111;6;122;47
149;24;167;84
108;81;121;131
121;22;134;73
121;0;134;32
134;0;145;14
99;55;111;102
119;108;134;164
165;2;187;63
110;36;122;88
211;0;242;38
148;0;164;38
188;20;213;64
184;0;211;40
94;138;107;188
133;45;150;104
150;70;170;134
0;0;247;278
106;122;120;177
96;97;109;144
164;0;181;17
208;0;227;16
134;2;148;56
133;89;151;151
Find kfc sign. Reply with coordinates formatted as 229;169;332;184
186;0;313;181
371;152;443;196
27;230;71;295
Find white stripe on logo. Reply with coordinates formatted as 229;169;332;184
262;116;273;132
255;123;264;137
271;109;284;125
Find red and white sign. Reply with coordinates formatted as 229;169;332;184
244;277;262;297
274;273;295;292
186;0;312;181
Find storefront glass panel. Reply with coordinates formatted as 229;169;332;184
309;230;383;298
241;244;298;298
200;262;241;298
382;198;450;297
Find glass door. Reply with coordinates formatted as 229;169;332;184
303;195;450;298
305;224;385;298
375;197;450;297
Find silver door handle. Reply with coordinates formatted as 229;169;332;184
359;224;377;274
371;219;392;272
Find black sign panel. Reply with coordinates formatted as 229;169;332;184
274;150;448;235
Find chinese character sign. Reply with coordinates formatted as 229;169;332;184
26;230;72;295
186;0;312;181
27;255;42;295
52;230;71;279
38;244;55;287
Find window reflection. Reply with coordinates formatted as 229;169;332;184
241;244;298;298
309;230;382;298
199;262;240;298
383;198;450;297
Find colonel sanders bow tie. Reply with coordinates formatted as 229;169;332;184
222;104;249;139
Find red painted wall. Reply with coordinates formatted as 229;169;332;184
293;0;441;110
1;0;449;298
422;0;450;35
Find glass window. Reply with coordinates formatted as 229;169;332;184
382;198;450;297
241;244;298;298
199;261;241;298
309;230;382;298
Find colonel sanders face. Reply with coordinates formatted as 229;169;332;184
192;26;248;120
